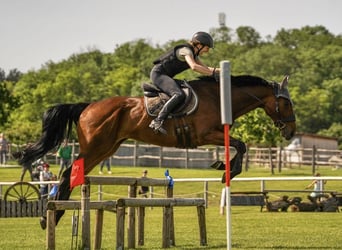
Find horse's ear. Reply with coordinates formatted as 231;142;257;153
280;75;289;89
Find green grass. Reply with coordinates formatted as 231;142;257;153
0;164;341;249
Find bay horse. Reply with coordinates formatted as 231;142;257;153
14;74;296;226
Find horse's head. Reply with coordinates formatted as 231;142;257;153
265;76;296;140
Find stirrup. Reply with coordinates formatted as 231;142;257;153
149;120;167;135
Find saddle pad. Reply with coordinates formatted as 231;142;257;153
144;82;199;118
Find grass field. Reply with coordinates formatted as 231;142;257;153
0;163;341;249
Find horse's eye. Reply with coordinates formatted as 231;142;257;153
283;100;291;107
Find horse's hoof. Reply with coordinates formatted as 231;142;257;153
40;216;47;230
221;172;226;183
210;161;225;170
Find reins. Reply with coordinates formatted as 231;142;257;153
238;82;296;130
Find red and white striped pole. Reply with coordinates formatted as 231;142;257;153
220;61;232;250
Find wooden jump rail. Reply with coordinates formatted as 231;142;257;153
46;176;207;250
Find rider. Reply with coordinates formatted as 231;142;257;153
149;31;220;134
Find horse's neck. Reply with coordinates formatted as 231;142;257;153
232;85;273;118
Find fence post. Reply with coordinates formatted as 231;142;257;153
137;206;145;246
134;141;138;167
278;146;282;173
197;205;207;246
159;147;162;168
93;209;104;250
166;186;175;246
81;183;91;250
312;145;316;174
244;145;249;171
116;205;125;250
127;184;137;249
203;181;208;208
46;208;56;250
268;147;274;175
162;204;172;248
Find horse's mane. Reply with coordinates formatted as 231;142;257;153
197;75;271;87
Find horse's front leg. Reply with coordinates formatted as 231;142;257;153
210;136;246;182
229;137;246;179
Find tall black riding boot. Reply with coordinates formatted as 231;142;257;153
149;95;181;134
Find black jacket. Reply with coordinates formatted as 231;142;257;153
153;43;197;77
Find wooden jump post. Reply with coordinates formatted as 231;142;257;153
46;200;117;250
115;198;207;249
86;176;206;249
86;176;173;249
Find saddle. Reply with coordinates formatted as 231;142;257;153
142;80;198;118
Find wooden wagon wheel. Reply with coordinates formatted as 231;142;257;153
4;181;41;203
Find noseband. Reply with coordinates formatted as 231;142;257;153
273;83;296;130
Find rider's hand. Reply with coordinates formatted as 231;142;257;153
213;71;220;82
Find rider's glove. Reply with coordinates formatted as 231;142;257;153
214;72;220;82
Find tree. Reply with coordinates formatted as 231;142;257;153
319;123;342;149
233;44;297;78
231;109;282;146
236;26;261;47
274;25;336;50
0;68;20;127
210;26;232;43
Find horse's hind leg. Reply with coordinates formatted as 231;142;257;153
39;167;72;229
54;167;72;225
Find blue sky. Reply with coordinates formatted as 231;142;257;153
1;0;341;73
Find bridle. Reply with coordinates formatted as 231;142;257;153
240;82;296;130
272;83;296;130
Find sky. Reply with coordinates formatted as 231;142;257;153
1;0;341;73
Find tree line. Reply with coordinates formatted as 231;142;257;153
1;25;341;148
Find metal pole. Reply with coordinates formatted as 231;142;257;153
220;60;232;250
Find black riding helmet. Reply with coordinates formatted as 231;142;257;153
192;31;214;48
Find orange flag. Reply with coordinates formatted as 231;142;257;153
70;158;84;190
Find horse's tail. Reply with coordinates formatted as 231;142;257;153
13;103;90;166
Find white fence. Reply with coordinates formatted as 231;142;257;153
6;141;342;169
2;177;341;209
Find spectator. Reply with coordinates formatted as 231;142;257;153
305;172;327;202
99;158;112;174
0;133;9;165
39;163;53;199
138;169;149;197
20;161;35;181
57;139;72;179
48;174;58;200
